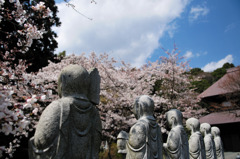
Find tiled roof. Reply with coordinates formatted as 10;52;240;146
199;110;240;125
198;66;240;99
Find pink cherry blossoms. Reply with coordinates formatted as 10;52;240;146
0;1;206;155
0;1;53;157
0;48;206;157
0;59;56;157
30;49;205;140
0;0;51;55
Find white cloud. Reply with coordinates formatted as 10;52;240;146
54;0;190;67
184;50;207;59
189;5;209;22
184;51;194;59
166;22;178;38
202;55;233;72
224;23;236;33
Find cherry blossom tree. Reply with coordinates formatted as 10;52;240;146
30;48;205;141
1;49;206;158
0;1;51;56
155;46;204;119
0;0;55;157
0;9;205;155
0;60;53;158
0;0;60;72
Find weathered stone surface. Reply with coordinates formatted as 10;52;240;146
126;95;163;159
211;127;224;159
200;123;217;159
117;131;129;154
186;117;206;159
28;65;102;159
163;109;189;159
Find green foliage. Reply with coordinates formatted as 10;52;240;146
58;50;66;58
190;63;235;93
222;62;235;69
191;79;212;93
189;68;203;76
23;0;61;72
0;0;61;72
0;1;22;61
211;62;235;82
211;68;227;81
99;143;124;159
152;79;162;95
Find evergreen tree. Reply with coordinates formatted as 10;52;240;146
211;62;235;82
0;1;22;61
0;0;61;72
189;68;203;76
190;63;235;93
20;0;61;72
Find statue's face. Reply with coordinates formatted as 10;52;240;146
132;99;140;119
186;121;191;131
211;128;219;137
166;113;172;129
200;126;204;135
211;131;215;137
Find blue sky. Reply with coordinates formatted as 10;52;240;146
54;0;240;72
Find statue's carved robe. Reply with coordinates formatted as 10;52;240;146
213;136;224;159
189;132;206;159
28;97;102;159
164;125;189;159
126;116;163;159
204;134;217;159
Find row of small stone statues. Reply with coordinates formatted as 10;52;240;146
27;65;224;159
116;96;224;159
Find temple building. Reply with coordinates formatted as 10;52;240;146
198;66;240;152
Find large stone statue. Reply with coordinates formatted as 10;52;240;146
126;95;163;159
28;65;102;159
200;123;217;159
211;127;224;159
186;118;206;159
163;109;189;159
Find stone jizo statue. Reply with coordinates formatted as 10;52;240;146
163;109;189;159
211;127;224;159
28;65;102;159
126;95;163;159
117;131;129;154
186;117;206;159
200;123;217;159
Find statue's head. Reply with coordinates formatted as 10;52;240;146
165;109;183;128
132;95;154;119
117;131;128;154
200;123;211;136
211;126;220;137
186;117;200;133
58;65;100;105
